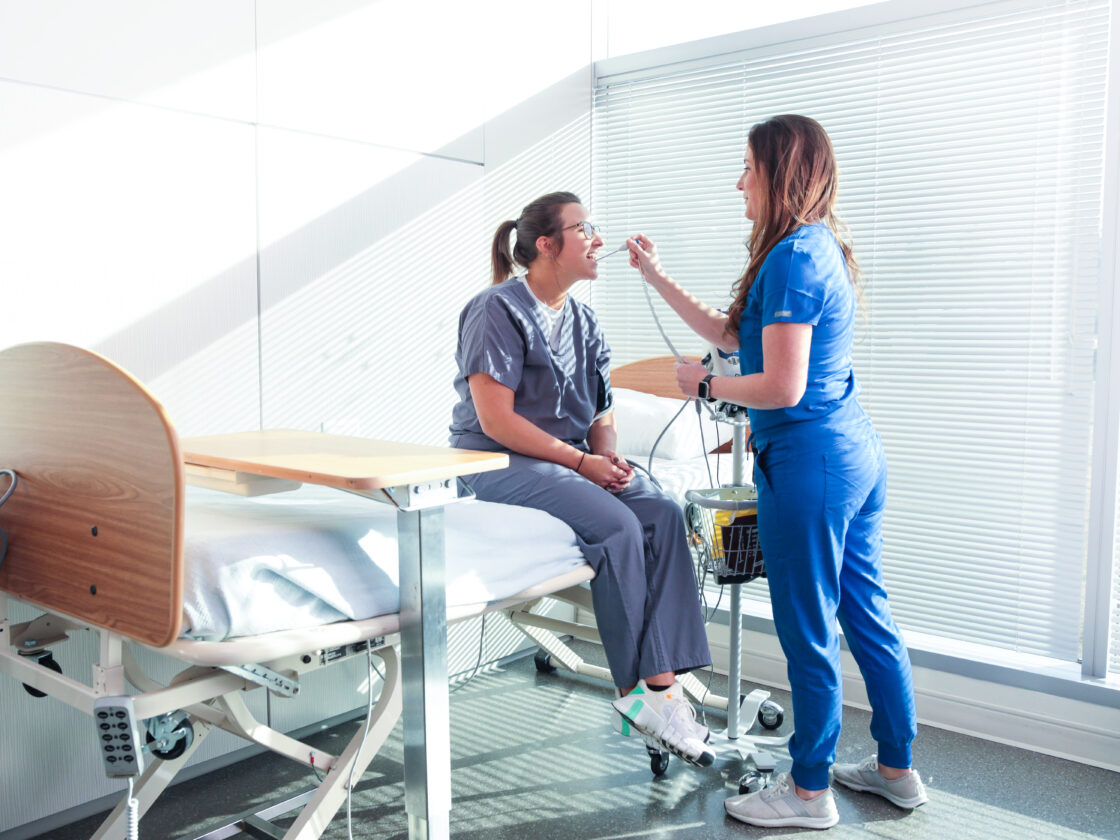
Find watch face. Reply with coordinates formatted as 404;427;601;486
698;377;710;399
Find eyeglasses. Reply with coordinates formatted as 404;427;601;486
562;220;602;239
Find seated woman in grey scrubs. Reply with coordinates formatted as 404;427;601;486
449;191;715;767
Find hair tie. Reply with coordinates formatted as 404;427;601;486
511;220;518;230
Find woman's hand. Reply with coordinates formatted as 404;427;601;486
627;234;668;286
675;360;710;398
579;451;634;493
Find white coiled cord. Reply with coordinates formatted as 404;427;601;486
126;777;140;840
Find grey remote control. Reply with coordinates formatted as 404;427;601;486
93;696;145;777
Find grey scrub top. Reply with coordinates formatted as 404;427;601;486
449;277;613;452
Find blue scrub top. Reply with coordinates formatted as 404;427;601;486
738;223;863;445
449;278;613;451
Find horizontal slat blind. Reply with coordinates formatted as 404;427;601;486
592;0;1109;661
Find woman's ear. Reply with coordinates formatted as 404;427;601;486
535;234;553;257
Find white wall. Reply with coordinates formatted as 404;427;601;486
0;1;595;835
598;0;883;59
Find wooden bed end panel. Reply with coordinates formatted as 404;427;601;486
611;354;737;454
611;355;698;401
0;343;185;647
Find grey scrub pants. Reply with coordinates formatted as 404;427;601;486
464;452;712;689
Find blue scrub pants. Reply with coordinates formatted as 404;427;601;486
464;453;712;690
753;424;916;790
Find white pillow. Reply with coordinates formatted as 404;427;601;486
611;387;726;461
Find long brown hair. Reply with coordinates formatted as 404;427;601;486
726;115;860;336
491;191;581;284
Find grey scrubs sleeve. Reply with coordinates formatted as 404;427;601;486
459;294;526;391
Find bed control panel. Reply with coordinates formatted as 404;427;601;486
320;640;386;665
93;696;146;777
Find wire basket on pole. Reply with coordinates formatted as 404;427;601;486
685;486;765;585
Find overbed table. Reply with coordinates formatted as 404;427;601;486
181;430;509;840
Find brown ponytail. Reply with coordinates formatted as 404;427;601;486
490;191;581;284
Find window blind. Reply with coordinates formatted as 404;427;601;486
592;0;1109;661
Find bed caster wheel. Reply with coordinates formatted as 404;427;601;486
647;746;670;776
21;651;62;698
146;712;193;761
533;649;557;674
757;700;784;730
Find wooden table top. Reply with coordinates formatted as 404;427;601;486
181;429;508;491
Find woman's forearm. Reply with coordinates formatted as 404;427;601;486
629;237;738;351
480;408;585;468
708;370;806;410
647;273;736;351
469;374;584;468
587;413;619;454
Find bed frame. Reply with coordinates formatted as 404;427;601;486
0;342;593;840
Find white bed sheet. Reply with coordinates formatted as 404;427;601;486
634;451;752;510
182;484;587;641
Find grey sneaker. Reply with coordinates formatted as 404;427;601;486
611;680;715;767
832;755;929;808
725;773;839;829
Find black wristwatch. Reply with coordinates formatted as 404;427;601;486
697;374;716;403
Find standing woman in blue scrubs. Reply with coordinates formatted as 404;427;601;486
449;192;716;767
628;116;926;829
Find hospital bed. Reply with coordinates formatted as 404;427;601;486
0;341;594;840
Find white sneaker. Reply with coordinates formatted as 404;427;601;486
611;680;715;767
832;755;929;809
724;773;839;829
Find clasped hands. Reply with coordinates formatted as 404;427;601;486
580;449;634;493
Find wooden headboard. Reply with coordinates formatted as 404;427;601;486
611;354;736;454
611;356;693;400
0;343;184;647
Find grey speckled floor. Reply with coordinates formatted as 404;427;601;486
32;641;1120;840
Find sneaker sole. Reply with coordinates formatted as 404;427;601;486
613;706;715;767
833;776;928;809
724;806;838;830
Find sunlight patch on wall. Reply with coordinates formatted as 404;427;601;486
0;82;257;350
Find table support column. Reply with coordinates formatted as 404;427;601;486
397;506;450;840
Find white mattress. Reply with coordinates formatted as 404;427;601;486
181;484;587;641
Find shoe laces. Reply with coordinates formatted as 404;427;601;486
859;755;879;773
662;695;705;741
761;773;793;801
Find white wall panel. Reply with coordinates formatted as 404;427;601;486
0;0;256;124
256;127;486;444
257;0;592;162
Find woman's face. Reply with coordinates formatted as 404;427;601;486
737;146;762;223
553;202;605;280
